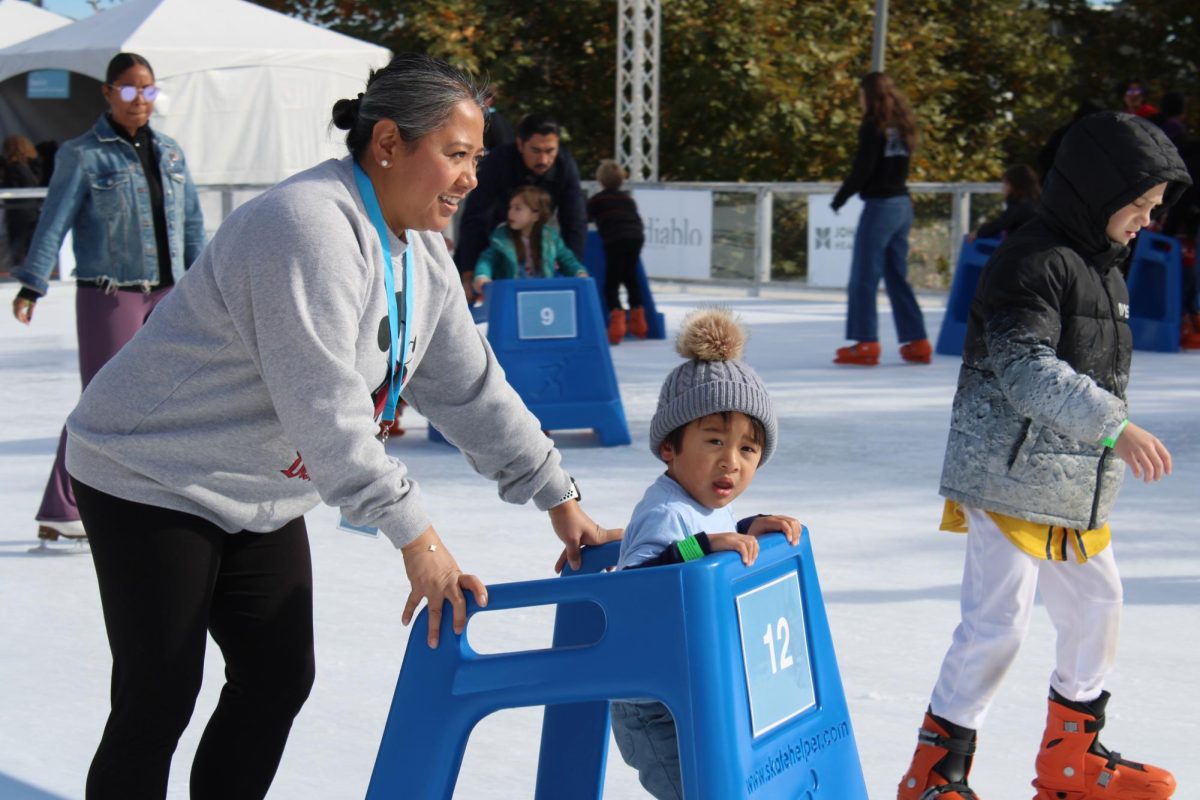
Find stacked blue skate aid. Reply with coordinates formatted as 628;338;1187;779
935;235;1001;357
1126;230;1183;353
582;230;667;340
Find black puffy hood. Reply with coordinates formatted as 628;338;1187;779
1040;111;1191;260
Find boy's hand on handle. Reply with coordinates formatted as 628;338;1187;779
745;514;803;545
1113;422;1172;483
12;295;34;325
549;499;623;573
472;275;490;294
400;526;488;649
709;532;759;566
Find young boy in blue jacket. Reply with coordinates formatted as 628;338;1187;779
611;307;801;798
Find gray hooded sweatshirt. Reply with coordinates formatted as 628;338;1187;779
66;157;572;548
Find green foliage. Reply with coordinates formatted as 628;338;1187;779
252;0;1183;182
253;0;615;155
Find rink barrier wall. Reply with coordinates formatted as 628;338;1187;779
2;182;1002;292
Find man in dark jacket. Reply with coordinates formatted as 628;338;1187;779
898;112;1190;800
454;113;587;297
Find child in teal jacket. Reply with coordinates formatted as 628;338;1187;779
472;185;587;293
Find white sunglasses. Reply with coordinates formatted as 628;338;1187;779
108;84;160;102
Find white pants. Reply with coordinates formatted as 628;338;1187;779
930;507;1123;730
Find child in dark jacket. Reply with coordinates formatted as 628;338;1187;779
968;164;1040;242
611;307;801;799
587;159;647;344
471;185;586;294
898;112;1190;800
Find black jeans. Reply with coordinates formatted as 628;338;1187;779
603;238;645;311
73;479;315;800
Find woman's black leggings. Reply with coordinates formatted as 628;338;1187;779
73;479;315;800
603;238;645;311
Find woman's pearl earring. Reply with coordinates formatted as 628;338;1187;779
381;159;390;168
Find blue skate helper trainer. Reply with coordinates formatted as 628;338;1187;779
430;275;631;446
367;530;867;799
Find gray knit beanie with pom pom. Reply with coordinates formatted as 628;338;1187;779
649;307;777;464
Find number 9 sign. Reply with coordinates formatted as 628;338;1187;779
517;290;576;340
735;572;816;737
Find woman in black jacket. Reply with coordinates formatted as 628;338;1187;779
831;72;930;366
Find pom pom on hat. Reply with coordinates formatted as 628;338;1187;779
649;307;777;464
676;307;747;362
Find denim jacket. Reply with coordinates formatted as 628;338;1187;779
13;114;205;295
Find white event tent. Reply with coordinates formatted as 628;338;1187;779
0;0;391;185
0;0;71;50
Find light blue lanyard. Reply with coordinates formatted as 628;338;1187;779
352;160;412;423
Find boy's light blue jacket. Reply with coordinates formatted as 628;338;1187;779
617;473;737;569
13;114;206;295
474;223;587;282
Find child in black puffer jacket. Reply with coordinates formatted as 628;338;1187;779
898;112;1191;800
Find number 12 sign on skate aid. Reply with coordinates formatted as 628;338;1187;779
736;572;816;737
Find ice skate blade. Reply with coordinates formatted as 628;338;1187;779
27;539;90;555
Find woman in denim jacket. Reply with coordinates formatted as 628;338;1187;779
10;52;205;544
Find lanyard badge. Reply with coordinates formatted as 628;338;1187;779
352;161;413;423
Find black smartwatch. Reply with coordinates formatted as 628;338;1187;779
552;476;582;507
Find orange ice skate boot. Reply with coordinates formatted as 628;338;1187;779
834;341;881;365
607;308;627;345
1181;313;1200;350
1031;689;1175;800
900;338;933;364
898;710;979;800
629;306;649;339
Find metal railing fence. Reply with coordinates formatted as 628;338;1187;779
2;181;1004;290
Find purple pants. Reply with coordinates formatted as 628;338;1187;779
36;285;170;523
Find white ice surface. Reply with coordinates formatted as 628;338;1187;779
1;281;1196;799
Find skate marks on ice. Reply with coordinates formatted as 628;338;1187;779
25;540;89;556
0;539;90;557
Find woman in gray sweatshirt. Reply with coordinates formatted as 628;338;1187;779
65;54;616;799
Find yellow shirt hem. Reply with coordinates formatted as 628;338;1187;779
940;500;1110;563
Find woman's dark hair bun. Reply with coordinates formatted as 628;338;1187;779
332;94;363;131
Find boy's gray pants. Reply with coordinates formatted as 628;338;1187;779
610;700;684;800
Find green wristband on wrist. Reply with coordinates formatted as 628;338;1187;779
677;535;704;562
1102;418;1130;449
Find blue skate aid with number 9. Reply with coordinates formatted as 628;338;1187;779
478;275;630;445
